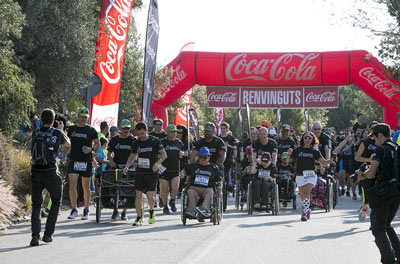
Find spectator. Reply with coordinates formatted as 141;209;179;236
352;113;367;133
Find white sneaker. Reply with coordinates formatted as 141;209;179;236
81;209;89;220
358;206;367;222
68;209;78;219
254;203;261;209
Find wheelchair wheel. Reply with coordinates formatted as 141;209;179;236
333;180;339;208
272;183;279;215
95;196;102;223
292;182;297;210
247;182;253;215
328;182;333;212
235;181;240;210
217;197;223;225
181;189;187;225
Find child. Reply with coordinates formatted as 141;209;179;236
276;152;295;207
94;137;110;193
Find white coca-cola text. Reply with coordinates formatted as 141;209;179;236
99;0;134;85
156;65;188;98
92;116;116;127
306;92;336;103
225;53;320;82
207;92;238;103
359;67;397;99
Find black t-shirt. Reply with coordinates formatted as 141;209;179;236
372;140;396;182
194;136;227;164
255;163;277;180
291;147;323;175
32;127;68;170
107;134;136;165
179;140;194;170
67;125;98;162
277;137;296;155
317;132;331;159
277;163;295;176
220;134;236;166
131;135;163;173
161;137;183;172
184;163;223;188
252;139;278;158
353;122;367;133
361;137;376;159
240;158;253;177
149;130;167;139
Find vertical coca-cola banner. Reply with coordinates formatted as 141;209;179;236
174;89;192;126
215;108;225;136
91;0;135;130
141;0;160;124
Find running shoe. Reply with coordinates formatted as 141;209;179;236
149;210;155;224
317;200;324;207
121;211;128;221
68;209;78;219
254;203;261;209
163;206;170;215
42;235;53;243
352;193;357;200
169;199;177;212
346;191;350;197
185;211;196;218
81;209;89;220
301;212;307;221
132;217;142;226
30;236;40;247
111;209;119;219
196;208;209;218
358;206;367;222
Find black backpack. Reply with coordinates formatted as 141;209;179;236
31;128;56;166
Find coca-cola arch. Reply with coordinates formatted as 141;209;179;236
151;50;400;128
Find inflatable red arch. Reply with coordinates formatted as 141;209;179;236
151;50;400;129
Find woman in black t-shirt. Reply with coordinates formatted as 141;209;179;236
288;131;332;221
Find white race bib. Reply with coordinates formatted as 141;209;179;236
303;170;316;179
138;158;150;169
258;169;270;179
158;164;167;174
73;162;87;171
194;175;210;186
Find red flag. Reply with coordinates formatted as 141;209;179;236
174;89;192;126
215;108;225;136
91;0;135;130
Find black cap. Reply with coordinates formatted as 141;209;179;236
204;122;216;131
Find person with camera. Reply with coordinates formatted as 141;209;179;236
356;123;400;264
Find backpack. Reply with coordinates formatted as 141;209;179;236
31;128;56;166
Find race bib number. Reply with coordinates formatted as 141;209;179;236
74;162;87;172
303;170;316;179
194;175;210;186
158;164;166;174
138;158;150;169
258;169;270;179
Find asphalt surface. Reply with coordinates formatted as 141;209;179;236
1;194;398;264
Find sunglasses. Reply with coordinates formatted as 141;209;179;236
154;123;162;126
312;128;321;131
177;131;184;134
199;156;209;160
80;110;89;114
303;136;313;140
121;127;130;130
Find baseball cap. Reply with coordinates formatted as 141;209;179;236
282;124;290;131
110;126;120;132
198;147;211;156
120;119;131;128
260;120;270;128
261;152;271;162
167;124;178;132
245;145;253;154
281;152;289;159
204;122;216;131
78;107;89;117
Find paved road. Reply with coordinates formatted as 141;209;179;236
1;195;398;264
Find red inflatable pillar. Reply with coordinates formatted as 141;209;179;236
151;101;168;130
383;105;399;129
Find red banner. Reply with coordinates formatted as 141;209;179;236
91;0;135;130
174;89;192;126
206;86;339;109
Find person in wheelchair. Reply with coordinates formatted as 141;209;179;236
181;147;223;220
239;146;255;203
311;164;326;208
276;152;295;207
251;152;277;211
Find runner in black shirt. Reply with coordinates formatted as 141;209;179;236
288;131;332;221
160;124;184;215
252;127;278;165
312;121;331;160
277;124;297;158
66;107;99;221
149;118;167;139
176;124;194;198
220;122;237;192
123;122;167;226
107;119;135;220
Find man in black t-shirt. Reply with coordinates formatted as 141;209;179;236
219;122;237;191
107;119;135;220
277;124;297;157
312;121;331;160
356;123;400;263
252;127;278;165
30;109;70;246
352;113;367;133
160;124;184;215
67;107;99;221
123;122;167;226
149;118;167;139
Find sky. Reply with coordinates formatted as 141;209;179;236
132;0;389;66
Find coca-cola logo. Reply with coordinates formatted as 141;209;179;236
154;65;188;100
359;67;397;99
99;0;134;85
306;92;336;103
92;116;116;127
225;53;319;82
207;92;238;103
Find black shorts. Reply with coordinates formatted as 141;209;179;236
135;172;159;193
67;161;93;178
159;171;179;181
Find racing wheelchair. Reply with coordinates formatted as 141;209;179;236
247;180;279;215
